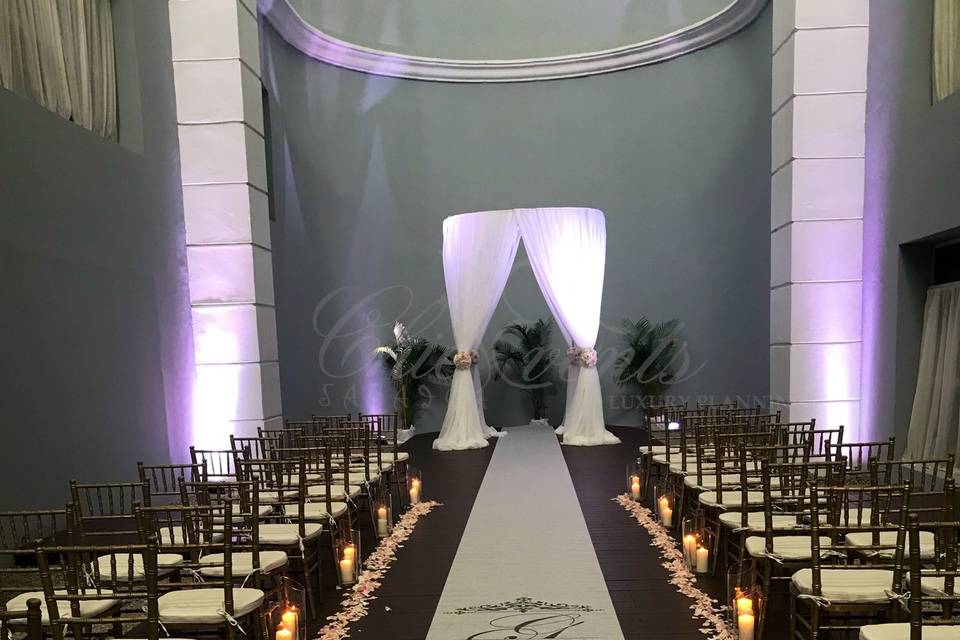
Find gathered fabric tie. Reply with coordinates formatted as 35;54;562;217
218;609;246;635
453;351;476;370
796;593;832;607
567;346;597;367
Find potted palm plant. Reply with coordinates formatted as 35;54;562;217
492;319;558;421
613;316;683;410
374;322;451;429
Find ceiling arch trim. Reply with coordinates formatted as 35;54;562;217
258;0;768;83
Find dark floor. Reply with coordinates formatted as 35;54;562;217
308;426;763;640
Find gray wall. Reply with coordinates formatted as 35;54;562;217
862;0;960;444
264;5;772;431
0;2;192;509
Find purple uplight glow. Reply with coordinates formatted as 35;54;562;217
191;325;241;450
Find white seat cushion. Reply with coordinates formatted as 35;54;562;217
916;576;960;596
791;568;897;603
284;501;349;520
198;551;288;577
684;473;743;490
380;451;409;462
158;588;264;624
815;508;874;525
96;553;184;581
719;512;803;531
745;536;831;561
844;531;936;560
5;590;118;624
213;504;273;522
641;446;682;456
698;491;765;508
669;461;717;473
859;623;960;639
306;484;363;500
258;523;323;545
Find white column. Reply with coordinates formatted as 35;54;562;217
770;0;869;439
169;0;282;445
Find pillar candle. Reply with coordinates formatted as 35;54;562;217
696;546;709;573
377;517;388;537
281;609;299;640
736;596;753;616
277;629;292;640
738;613;755;640
683;535;697;566
339;557;354;584
662;506;673;528
631;481;641;500
409;487;420;504
343;545;356;560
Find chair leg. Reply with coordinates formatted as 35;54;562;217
789;592;798;640
758;559;771;640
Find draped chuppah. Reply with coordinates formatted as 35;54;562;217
434;207;620;451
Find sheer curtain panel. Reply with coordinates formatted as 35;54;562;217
0;0;117;138
905;282;960;464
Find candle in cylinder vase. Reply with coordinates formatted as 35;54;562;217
343;544;356;560
662;506;673;528
277;629;293;640
377;506;389;536
410;479;421;504
738;613;755;640
736;596;753;616
696;546;709;573
630;481;641;500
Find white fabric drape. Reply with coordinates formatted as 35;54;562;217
934;0;960;102
515;208;619;446
434;212;521;451
0;0;117;138
905;282;960;464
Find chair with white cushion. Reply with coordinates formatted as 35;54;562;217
746;458;845;639
859;514;960;640
790;482;911;639
69;480;150;544
33;537;191;640
139;500;269;639
0;506;71;637
360;413;409;503
239;455;323;617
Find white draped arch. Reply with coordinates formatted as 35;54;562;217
433;207;620;451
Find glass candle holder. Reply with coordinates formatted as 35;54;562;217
277;576;306;640
374;490;393;539
654;485;674;529
727;560;763;640
626;463;642;501
407;467;423;506
681;514;699;570
334;526;360;588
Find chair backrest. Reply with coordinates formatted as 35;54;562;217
826;437;896;482
876;456;956;520
137;462;207;503
755;459;846;552
180;480;263;564
35;538;161;640
69;480;149;542
0;507;72;606
259;426;302;449
274;445;336;515
189;446;243;482
359;412;401;455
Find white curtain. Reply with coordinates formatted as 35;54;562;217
434;211;521;451
0;0;117;139
934;0;960;103
905;282;960;463
515;208;620;446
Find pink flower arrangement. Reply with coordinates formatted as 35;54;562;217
578;348;598;368
614;494;736;639
453;351;473;370
470;349;480;364
566;345;580;364
317;501;442;640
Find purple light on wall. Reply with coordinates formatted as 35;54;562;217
191;325;241;450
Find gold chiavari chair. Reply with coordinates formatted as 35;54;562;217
34;537;189;640
0;507;71;637
859;514;960;639
790;483;911;639
237;456;323;616
135;501;268;639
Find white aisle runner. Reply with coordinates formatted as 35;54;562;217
425;423;624;640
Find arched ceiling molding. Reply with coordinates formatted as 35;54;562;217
258;0;768;83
